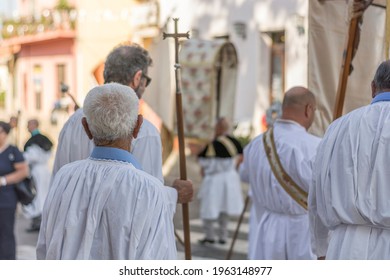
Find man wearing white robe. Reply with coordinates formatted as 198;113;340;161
37;83;193;259
310;60;390;259
23;119;53;232
52;43;163;183
240;87;320;259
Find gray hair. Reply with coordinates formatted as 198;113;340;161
83;83;139;144
373;60;390;91
103;43;152;86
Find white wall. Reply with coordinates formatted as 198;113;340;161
156;0;309;136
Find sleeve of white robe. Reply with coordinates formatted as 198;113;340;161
309;152;329;258
24;144;51;165
239;141;253;183
131;119;164;183
51;109;94;178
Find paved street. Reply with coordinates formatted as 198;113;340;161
15;207;39;260
14;148;250;260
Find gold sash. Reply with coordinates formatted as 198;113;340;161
263;127;308;210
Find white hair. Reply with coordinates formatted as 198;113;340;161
83;83;139;144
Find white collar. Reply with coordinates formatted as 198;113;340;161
275;119;306;130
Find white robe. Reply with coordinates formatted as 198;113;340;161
51;108;163;183
23;145;51;219
240;119;321;259
310;100;390;259
240;161;263;260
198;158;244;220
37;153;177;260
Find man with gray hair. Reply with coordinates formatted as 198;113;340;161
37;83;193;259
310;60;390;259
52;43;163;183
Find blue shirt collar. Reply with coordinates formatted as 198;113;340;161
371;92;390;104
90;146;142;170
31;129;40;136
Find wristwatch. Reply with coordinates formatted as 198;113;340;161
0;176;7;186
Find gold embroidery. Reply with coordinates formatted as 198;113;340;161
217;136;237;157
263;127;308;210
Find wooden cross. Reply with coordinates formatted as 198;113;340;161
163;18;192;260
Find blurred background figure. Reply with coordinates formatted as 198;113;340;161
8;115;19;147
23;119;53;232
197;117;244;245
0;121;29;259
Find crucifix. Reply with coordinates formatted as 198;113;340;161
163;18;191;260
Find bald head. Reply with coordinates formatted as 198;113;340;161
281;86;316;130
215;117;229;137
282;87;315;109
27;119;39;133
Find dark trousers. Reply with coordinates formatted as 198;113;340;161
0;208;16;259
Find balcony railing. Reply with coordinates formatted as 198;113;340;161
1;9;77;40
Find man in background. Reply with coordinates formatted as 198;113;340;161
52;43;163;183
197;117;244;245
240;87;320;259
23;119;53;232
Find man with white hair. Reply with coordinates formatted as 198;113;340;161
37;83;193;259
52;43;163;183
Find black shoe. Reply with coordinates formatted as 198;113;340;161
218;239;226;245
26;216;41;233
25;224;40;233
198;238;215;245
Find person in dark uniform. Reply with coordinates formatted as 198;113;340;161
197;117;244;245
0;121;29;259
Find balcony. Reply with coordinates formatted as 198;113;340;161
1;8;77;40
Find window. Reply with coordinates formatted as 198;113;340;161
33;65;42;110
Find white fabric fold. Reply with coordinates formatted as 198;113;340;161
37;158;177;260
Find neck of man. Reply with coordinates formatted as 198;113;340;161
280;113;307;130
95;138;132;153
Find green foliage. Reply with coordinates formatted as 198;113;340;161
55;0;73;11
235;135;251;148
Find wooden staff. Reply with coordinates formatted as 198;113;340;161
333;0;373;120
163;18;191;260
225;195;250;260
65;91;80;111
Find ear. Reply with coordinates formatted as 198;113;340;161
81;117;93;140
371;80;376;98
304;104;310;118
130;70;143;90
132;114;143;139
